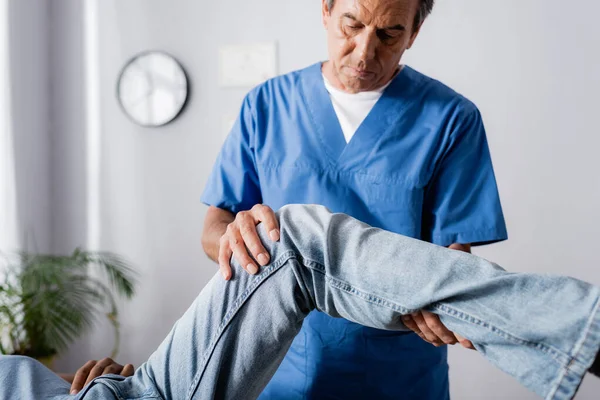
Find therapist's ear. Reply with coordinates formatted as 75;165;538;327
322;0;331;28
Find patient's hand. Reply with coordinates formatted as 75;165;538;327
64;358;134;395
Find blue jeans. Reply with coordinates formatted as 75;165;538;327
1;204;599;400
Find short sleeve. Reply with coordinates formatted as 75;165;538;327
422;106;508;247
201;95;262;214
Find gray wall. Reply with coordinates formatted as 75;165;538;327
25;0;600;398
9;0;51;254
406;2;600;397
48;0;88;256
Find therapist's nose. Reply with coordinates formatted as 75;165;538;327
355;30;378;64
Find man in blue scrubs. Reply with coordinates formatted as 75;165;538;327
201;0;507;398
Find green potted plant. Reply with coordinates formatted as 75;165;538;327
0;248;137;367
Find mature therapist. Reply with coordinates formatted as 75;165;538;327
201;0;508;398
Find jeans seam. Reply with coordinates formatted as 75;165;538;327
432;303;570;365
298;256;570;366
566;294;600;371
325;276;413;313
299;257;414;314
92;378;163;400
186;250;297;400
547;294;600;400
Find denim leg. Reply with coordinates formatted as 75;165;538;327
0;355;135;400
0;355;71;400
273;205;600;400
127;204;600;400
137;242;312;399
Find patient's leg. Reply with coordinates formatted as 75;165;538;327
116;204;600;400
0;356;74;399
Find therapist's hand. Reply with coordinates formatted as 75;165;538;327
219;204;280;280
402;311;475;350
401;243;475;349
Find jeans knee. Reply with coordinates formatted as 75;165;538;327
0;355;44;375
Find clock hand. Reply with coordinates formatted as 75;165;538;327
148;72;186;92
124;87;154;109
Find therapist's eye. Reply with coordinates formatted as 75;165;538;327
377;30;401;42
344;22;363;34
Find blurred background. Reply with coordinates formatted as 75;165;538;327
1;0;599;398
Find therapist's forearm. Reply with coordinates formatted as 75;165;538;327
202;206;235;263
403;242;473;347
449;243;471;253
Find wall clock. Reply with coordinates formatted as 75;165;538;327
117;51;188;127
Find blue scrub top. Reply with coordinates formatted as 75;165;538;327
202;63;508;399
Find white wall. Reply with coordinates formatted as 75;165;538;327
48;0;88;256
8;0;51;254
0;0;18;252
47;0;600;399
406;1;600;398
57;0;328;370
47;0;92;367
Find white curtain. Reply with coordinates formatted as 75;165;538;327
0;0;19;253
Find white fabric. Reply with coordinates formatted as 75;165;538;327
0;0;19;252
323;75;392;143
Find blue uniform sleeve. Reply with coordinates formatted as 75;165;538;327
201;95;262;214
422;106;508;247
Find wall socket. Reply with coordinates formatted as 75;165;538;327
218;42;277;87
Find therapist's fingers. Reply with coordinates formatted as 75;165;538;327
251;204;280;242
401;314;422;333
401;315;432;343
238;211;270;266
454;334;476;350
228;225;259;275
411;312;445;346
218;235;234;280
421;311;458;345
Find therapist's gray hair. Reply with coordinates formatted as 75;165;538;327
325;0;435;30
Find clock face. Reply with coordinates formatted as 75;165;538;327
117;52;188;127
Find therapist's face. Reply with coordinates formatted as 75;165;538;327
322;0;422;93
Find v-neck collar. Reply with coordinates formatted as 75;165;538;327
300;62;415;167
